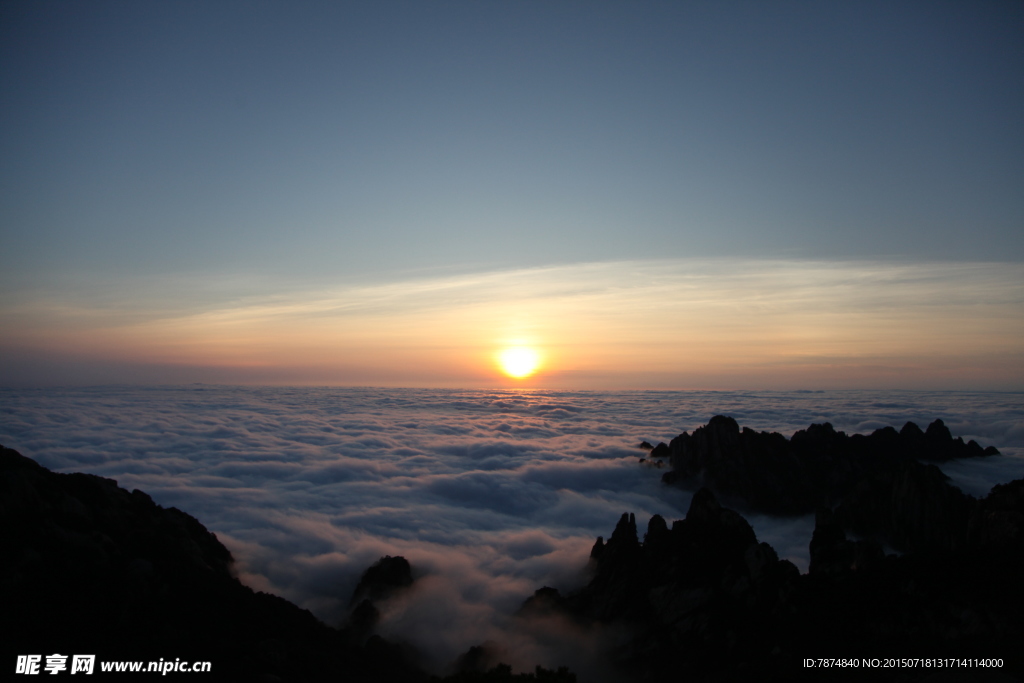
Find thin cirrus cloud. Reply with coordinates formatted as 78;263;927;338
2;258;1022;390
1;386;1022;675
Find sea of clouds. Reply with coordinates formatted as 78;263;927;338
2;386;1023;677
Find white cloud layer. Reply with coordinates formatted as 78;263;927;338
2;386;1022;673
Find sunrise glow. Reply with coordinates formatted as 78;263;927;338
497;346;542;379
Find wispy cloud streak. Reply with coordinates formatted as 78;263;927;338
2;259;1022;388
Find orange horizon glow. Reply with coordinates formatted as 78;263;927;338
1;259;1022;390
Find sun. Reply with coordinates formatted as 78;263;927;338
497;346;542;379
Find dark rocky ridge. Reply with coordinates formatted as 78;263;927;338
521;482;1024;682
505;416;1022;680
660;416;997;513
658;416;1001;554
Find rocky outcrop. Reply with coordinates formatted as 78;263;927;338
808;507;885;576
660;417;997;514
661;416;819;513
532;489;802;680
659;416;1001;554
350;555;414;605
900;418;1000;461
347;555;416;641
801;480;1024;664
525;483;1024;681
834;460;977;553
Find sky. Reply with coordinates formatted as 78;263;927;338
1;1;1022;389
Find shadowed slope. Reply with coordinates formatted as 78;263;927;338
0;444;425;682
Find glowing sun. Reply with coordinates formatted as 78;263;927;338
497;346;542;379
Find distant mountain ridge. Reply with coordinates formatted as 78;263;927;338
653;415;997;514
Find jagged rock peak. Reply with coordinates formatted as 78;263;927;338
707;414;740;431
925;418;953;442
609;512;638;548
686;487;722;525
796;421;839;442
900;421;925;440
661;415;999;518
645;514;668;541
349;555;413;607
590;536;605;560
518;586;565;618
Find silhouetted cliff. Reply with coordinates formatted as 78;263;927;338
659;416;1001;554
517;481;1024;682
660;416;996;514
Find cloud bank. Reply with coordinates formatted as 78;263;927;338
1;386;1022;672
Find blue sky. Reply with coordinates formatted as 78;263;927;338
1;1;1022;387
